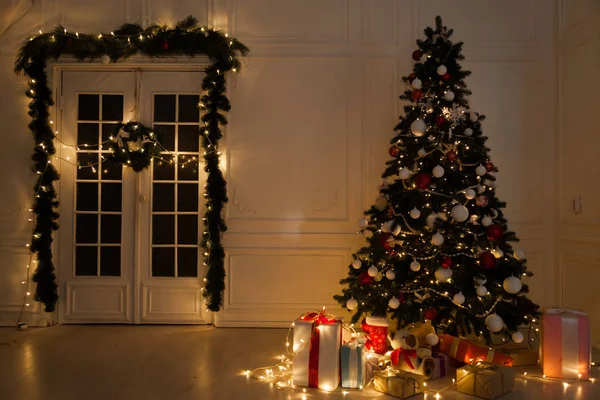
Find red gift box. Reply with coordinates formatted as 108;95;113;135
541;308;591;379
439;334;513;366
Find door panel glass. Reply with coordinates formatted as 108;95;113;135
151;93;203;278
74;93;124;277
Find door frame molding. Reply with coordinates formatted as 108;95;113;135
52;57;215;324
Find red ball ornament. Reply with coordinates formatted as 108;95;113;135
397;293;406;303
361;318;371;333
479;251;497;269
447;150;458;162
487;224;504;241
358;271;374;285
476;195;489;207
380;232;393;249
412;90;423;101
414;172;432;189
412;50;423;61
485;161;495;172
436;115;446;126
389;146;401;157
408;73;416;81
442;256;453;269
442;73;451;81
424;308;438;320
162;41;169;50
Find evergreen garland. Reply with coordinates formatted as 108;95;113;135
14;16;248;313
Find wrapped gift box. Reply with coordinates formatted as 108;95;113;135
341;341;366;389
439;334;513;366
431;352;450;379
541;308;591;379
456;363;515;399
292;311;342;390
373;369;424;398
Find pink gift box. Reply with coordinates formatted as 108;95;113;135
541;308;591;379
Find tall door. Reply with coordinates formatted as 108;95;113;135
58;70;210;324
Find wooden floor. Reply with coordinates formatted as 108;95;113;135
0;325;597;400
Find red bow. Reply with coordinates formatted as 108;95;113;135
391;348;418;369
300;311;337;325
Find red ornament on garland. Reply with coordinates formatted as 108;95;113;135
412;90;423;101
436;115;446;126
424;308;438;320
442;256;453;269
358;271;374;285
447;150;458;162
485;161;495;172
361;318;371;333
389;146;401;157
442;73;451;81
486;224;504;241
412;50;423;61
479;251;497;269
162;41;169;50
414;172;432;189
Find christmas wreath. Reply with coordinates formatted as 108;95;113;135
108;122;161;172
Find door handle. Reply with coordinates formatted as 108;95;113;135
139;195;148;203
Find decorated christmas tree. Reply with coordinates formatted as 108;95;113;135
335;16;540;344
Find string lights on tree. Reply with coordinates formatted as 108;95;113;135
14;16;248;314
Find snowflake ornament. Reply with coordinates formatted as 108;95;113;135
442;104;467;127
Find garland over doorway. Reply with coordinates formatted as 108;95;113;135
14;16;248;313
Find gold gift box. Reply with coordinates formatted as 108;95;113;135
373;369;424;398
456;363;515;400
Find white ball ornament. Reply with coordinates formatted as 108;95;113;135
503;276;522;294
464;128;473;136
469;111;478;122
352;259;362;269
426;333;439;346
453;292;466;305
367;266;378;277
426;213;439;228
475;275;487;285
411;78;422;89
358;218;368;228
431;232;446;247
476;165;487;176
476;285;488;297
437;65;447;75
481;216;492;227
375;272;384;282
392;224;402;236
485;314;504;333
399;168;411;180
381;220;394;233
389;297;400;309
432;233;444;246
514;249;525;260
451;205;469;222
465;189;476;200
410;208;421;219
375;196;388;211
490;209;499;219
512;331;524;344
386;269;396;280
492;248;504;259
410;260;421;272
432;165;445;178
346;298;358;310
101;54;110;64
411;120;427;137
417;148;427;157
435;267;452;282
444;90;455;101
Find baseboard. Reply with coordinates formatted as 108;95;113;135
0;311;57;328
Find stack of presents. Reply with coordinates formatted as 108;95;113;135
290;308;591;398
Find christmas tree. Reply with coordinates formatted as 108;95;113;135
335;16;540;343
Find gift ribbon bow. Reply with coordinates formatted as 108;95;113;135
391;348;418;369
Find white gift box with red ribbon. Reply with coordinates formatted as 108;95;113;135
292;311;342;390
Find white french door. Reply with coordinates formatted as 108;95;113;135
58;70;210;324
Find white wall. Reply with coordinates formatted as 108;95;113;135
558;0;600;347
0;0;558;326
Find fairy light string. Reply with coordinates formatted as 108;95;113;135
15;15;248;313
